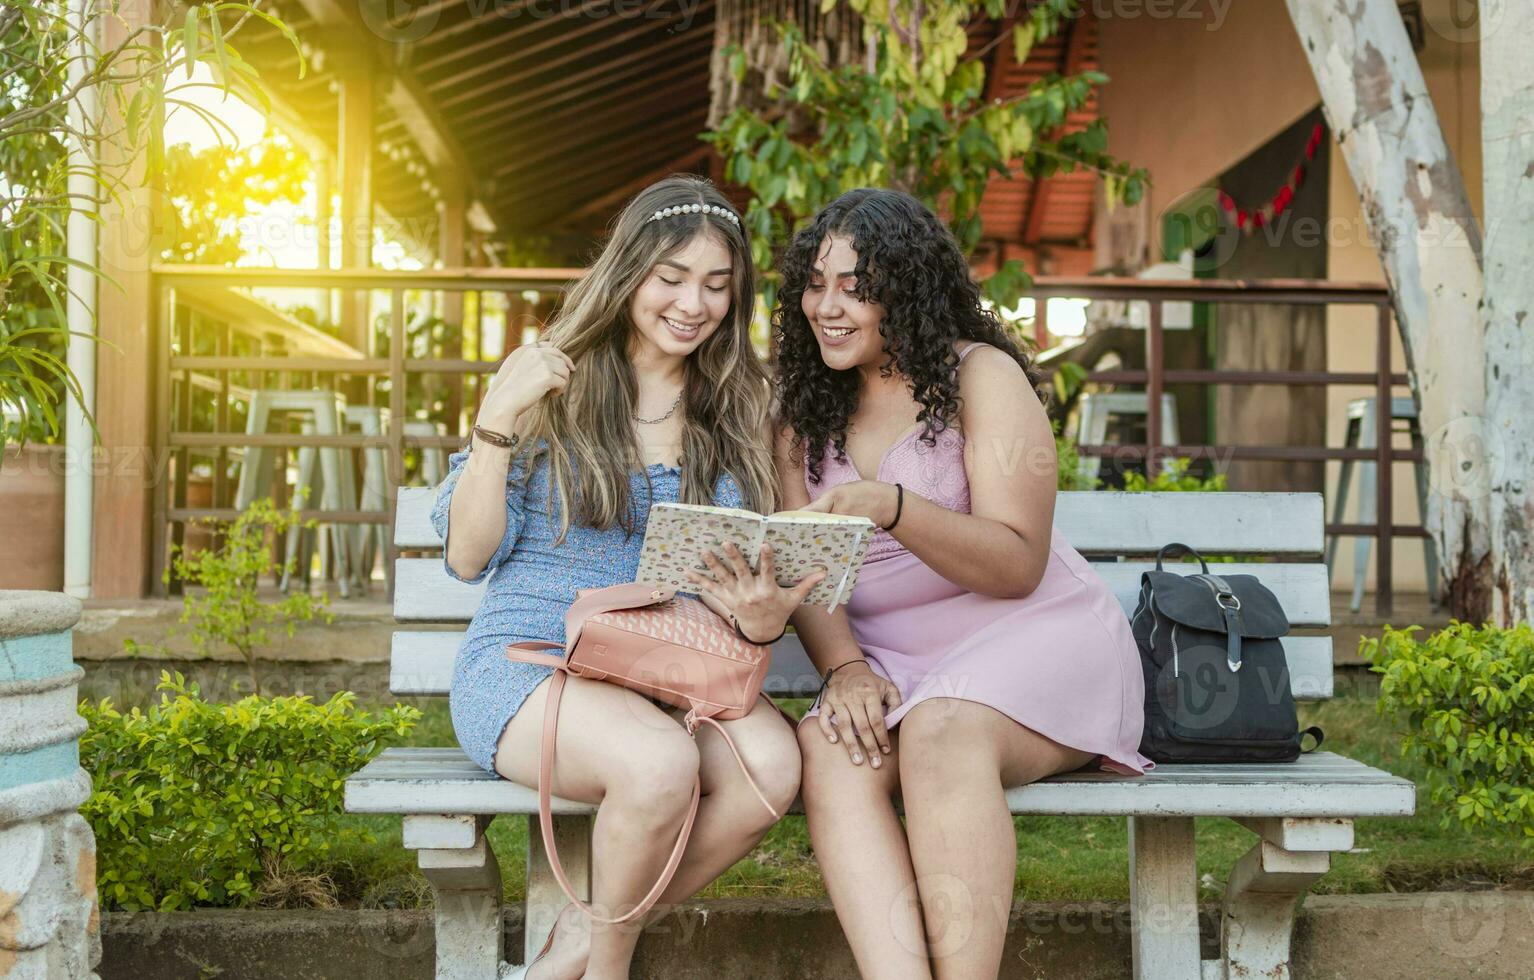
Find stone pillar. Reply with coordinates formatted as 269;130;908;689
0;591;100;979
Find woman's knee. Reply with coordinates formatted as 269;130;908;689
738;731;802;825
897;699;997;785
609;731;701;825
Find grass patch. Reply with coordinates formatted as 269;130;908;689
320;686;1531;908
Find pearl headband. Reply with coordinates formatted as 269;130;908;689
647;202;740;227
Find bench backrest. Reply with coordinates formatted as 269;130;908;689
389;489;1333;702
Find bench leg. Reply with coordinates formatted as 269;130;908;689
413;817;504;980
1129;816;1202;980
525;814;593;966
1212;840;1330;980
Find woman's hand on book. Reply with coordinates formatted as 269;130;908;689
686;542;825;644
799;480;900;529
477;341;574;430
818;660;901;769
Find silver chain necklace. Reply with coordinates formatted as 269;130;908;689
632;389;683;425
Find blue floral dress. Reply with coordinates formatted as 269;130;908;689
431;448;745;773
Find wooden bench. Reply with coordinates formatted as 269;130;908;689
345;489;1416;980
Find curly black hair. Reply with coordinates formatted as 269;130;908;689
773;188;1046;484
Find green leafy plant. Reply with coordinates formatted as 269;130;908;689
80;671;420;911
125;496;333;694
1121;457;1228;492
704;0;1146;313
1365;622;1534;844
1;0;301;449
1055;421;1097;491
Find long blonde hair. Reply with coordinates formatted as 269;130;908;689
516;175;776;541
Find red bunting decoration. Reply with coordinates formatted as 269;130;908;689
1218;122;1325;235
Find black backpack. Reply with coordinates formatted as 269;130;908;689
1130;543;1323;764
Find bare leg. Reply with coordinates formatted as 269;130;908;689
494;675;700;980
798;717;931;980
643;698;802;914
898;699;1095;980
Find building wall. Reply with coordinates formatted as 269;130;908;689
1093;0;1484;595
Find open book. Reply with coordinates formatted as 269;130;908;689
636;502;875;610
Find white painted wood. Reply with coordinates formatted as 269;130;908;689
1481;0;1534;626
387;628;1336;701
395;487;1328;556
1233;816;1353;852
397;486;443;549
1094;562;1331;626
524;815;592;965
392;557;1332;627
1056;492;1324;556
1129;816;1201;980
403;814;485;851
394;559;486;621
1285;0;1489;609
1215;840;1331;979
417;836;504;980
347;749;1416;819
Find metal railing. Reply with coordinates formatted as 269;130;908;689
149;267;1420;612
1032;276;1417;614
149;265;581;600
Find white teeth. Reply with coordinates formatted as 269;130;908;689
823;327;854;337
663;316;700;334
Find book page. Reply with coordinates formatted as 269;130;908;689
762;514;873;607
634;502;764;594
636;502;872;607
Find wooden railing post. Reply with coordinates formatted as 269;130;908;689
1375;301;1394;616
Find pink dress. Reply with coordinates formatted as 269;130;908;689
802;344;1153;776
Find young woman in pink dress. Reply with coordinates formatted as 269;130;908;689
774;188;1152;979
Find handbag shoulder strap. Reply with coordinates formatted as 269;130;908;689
528;662;700;926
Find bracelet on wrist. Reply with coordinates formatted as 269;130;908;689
471;424;520;452
731;614;788;647
881;483;904;532
817;658;869;698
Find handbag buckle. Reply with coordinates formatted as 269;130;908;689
1216;591;1241;611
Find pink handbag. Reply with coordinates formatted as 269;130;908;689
505;582;780;924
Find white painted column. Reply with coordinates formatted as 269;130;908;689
63;0;99;600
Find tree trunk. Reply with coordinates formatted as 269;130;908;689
1284;0;1491;621
1480;0;1534;625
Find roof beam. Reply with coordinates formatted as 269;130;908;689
287;0;494;233
561;146;712;225
435;0;714;110
488;73;707;177
453;29;713;140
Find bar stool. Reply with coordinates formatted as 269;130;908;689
343;405;390;591
1325;396;1437;612
1074;391;1181;482
234;389;358;597
403;420;450;486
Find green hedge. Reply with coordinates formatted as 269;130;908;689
1366;622;1534;844
79;672;419;910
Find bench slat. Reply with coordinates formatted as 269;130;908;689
392;557;1332;627
345;748;1414;818
396;487;1325;556
390;630;1334;701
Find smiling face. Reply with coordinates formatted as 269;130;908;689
628;231;735;361
802;234;887;372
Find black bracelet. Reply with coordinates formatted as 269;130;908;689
816;658;868;698
733;614;788;646
881;483;904;532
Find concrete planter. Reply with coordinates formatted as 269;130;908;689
98;893;1534;980
0;447;66;591
0;590;101;978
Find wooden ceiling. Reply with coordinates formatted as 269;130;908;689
239;2;1101;268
